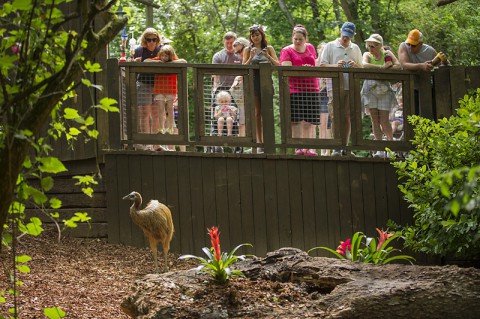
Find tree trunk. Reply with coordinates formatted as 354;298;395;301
0;2;126;243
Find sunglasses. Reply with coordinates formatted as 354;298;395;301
406;43;417;48
146;38;158;43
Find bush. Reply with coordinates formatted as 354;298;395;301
391;89;480;259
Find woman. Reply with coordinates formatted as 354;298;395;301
133;28;162;150
230;37;250;139
280;24;320;156
243;25;279;152
360;34;401;157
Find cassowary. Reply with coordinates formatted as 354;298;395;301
122;191;174;273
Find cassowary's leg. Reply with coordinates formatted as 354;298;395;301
162;240;170;272
148;238;159;273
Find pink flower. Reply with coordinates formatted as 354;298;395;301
376;228;394;251
208;226;221;262
336;238;351;256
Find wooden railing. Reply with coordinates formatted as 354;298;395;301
105;60;479;157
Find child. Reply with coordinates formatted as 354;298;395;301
147;45;186;136
214;91;237;137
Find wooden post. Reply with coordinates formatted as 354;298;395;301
259;62;275;154
106;58;121;150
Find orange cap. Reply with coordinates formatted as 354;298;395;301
406;29;423;45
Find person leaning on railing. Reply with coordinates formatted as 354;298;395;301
319;22;363;157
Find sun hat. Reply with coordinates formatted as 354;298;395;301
406;29;423;45
341;22;356;38
365;34;383;45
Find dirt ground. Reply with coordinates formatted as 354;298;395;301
1;231;309;319
2;231;479;319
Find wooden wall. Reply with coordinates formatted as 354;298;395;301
25;158;108;238
105;152;410;257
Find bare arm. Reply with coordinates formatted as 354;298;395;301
398;43;433;72
243;47;253;65
263;46;280;66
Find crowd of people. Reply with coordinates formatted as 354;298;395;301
130;23;448;156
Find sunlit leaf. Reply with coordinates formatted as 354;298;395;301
38;157;67;173
44;307;66;319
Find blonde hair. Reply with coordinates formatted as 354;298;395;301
139;28;161;47
216;90;231;103
158;45;179;61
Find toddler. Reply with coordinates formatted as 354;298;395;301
214;91;237;137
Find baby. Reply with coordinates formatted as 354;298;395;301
214;91;237;137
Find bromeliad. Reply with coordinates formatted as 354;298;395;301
179;226;253;284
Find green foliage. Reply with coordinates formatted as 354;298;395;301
309;229;415;264
1;1;123;317
392;89;480;258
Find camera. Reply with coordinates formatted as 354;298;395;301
343;61;350;68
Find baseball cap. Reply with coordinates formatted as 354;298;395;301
365;34;383;45
406;29;423;45
341;22;356;38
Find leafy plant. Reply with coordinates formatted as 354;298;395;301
391;89;480;259
179;226;252;284
309;228;415;264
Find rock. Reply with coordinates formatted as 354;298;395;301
121;248;480;318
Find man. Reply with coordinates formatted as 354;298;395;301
209;32;242;152
212;31;242;92
320;22;363;156
398;29;447;115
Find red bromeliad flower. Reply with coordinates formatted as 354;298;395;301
208;226;222;262
376;228;394;251
336;238;352;256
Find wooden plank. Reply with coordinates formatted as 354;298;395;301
263;158;279;252
300;160;316;252
24;193;106;209
251;158;267;256
201;157;217;239
226;159;243;252
177;156;193;254
349;161;365;233
465;66;480;90
324;161;341;249
287;160;304;249
337;161;353;239
213;157;231;250
128;155;147;248
188;157;206;253
433;67;452;119
164;156;181;253
311;161;330;257
385;163;402;226
238;158;255;254
361;162;377;235
276;159;292;248
25;208;107;222
373;162;389;228
449;66;467;112
417;72;434;119
116;155;133;246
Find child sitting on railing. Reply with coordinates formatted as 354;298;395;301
214;90;237;137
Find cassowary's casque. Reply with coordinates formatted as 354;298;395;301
122;191;174;272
